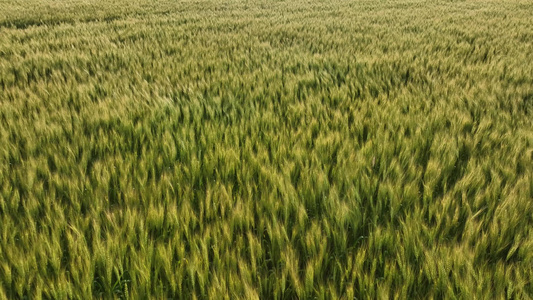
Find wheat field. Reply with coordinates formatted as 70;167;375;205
0;0;532;298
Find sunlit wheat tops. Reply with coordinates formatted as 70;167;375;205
1;0;532;298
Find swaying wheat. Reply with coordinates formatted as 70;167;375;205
0;0;532;298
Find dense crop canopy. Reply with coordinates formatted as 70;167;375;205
0;0;532;298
